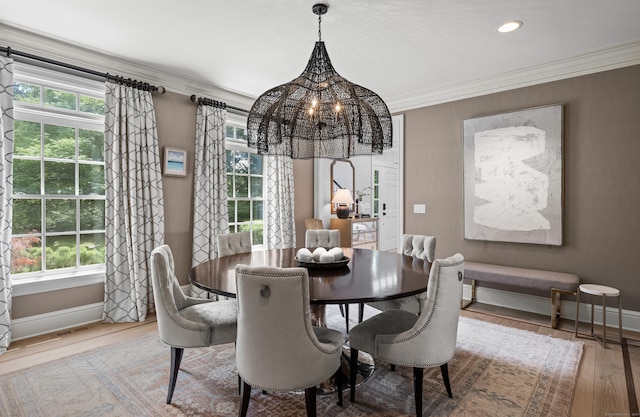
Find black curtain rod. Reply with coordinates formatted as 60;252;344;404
190;94;248;114
1;45;166;93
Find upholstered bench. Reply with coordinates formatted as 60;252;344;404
463;262;580;328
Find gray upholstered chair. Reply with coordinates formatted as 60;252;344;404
348;253;465;417
149;245;237;404
217;231;252;257
235;264;344;417
366;234;436;315
305;229;340;248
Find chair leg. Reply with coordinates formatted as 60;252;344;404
239;381;251;417
345;304;350;333
304;386;317;417
390;364;396;371
358;303;364;323
335;367;343;406
413;367;424;417
339;303;345;317
350;348;358;402
167;347;184;404
440;363;452;398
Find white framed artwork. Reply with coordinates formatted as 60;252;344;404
163;147;187;177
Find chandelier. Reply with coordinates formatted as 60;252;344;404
246;3;393;159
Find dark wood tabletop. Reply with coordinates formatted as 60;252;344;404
190;247;431;305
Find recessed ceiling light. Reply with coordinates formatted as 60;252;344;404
498;20;523;33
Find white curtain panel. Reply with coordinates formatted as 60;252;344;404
265;154;296;249
191;105;228;298
0;56;14;354
103;82;165;323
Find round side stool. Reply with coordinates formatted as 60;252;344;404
574;284;623;348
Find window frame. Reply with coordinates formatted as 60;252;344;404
11;63;106;294
224;115;266;250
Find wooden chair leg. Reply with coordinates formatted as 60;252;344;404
413;367;424;417
335;367;343;406
345;304;350;333
440;363;452;398
167;346;184;404
350;348;359;402
239;381;251;417
358;303;364;323
304;386;317;417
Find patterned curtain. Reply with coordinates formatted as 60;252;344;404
103;82;164;323
0;56;14;354
191;105;228;298
264;154;296;249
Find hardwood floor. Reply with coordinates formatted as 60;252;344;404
1;305;638;416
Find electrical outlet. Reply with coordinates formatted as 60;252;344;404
413;204;426;214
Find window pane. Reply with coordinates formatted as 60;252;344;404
80;233;105;266
236;127;246;140
13;199;41;234
46;235;76;270
227;174;234;197
226;150;234;173
11;235;42;274
79;96;104;115
250;154;262;175
252;201;263;221
14;82;41;104
250;176;262;198
44;124;75;159
44;88;76;111
237;201;250;222
13;159;41;194
235;175;248;197
228;201;236;223
252;221;263;245
226;126;235;139
80;200;105;230
46;199;76;233
238;222;250;232
234;152;249;174
79;129;104;161
44;161;75;194
14;120;41;157
79;164;105;195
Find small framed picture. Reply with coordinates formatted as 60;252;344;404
163;147;187;177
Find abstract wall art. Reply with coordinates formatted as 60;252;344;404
463;104;563;245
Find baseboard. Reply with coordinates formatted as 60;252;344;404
465;284;640;333
11;302;104;341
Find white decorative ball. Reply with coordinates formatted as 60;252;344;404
319;252;335;263
296;248;313;262
312;247;327;262
327;247;344;261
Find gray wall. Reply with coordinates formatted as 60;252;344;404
402;64;640;311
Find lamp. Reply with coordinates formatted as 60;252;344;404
332;188;354;219
246;3;392;159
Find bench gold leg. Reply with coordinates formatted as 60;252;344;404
460;279;476;309
551;289;577;329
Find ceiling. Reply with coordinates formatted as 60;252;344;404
1;0;640;111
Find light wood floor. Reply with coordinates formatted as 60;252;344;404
1;304;638;417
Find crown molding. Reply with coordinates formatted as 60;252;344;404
0;22;255;111
387;40;640;112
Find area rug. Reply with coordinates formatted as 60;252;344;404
0;307;583;417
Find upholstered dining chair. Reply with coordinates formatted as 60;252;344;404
305;229;340;249
235;264;344;417
149;245;238;404
217;231;252;257
366;234;436;315
348;253;465;417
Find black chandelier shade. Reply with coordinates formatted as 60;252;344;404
246;38;393;159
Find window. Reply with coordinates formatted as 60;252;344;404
225;121;264;246
11;64;106;278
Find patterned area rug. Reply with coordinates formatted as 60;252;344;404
0;306;583;417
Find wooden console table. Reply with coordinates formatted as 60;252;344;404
330;218;378;249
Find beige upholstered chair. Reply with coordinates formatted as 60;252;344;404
217;231;252;257
366;234;436;314
305;218;324;230
235;264;344;417
348;253;464;417
149;245;237;404
305;229;340;248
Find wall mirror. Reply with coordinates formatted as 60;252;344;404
330;159;355;214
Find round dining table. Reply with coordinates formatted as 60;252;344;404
190;246;431;393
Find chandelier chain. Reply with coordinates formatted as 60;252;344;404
318;14;322;41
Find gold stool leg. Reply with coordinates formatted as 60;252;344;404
574;290;580;337
618;295;623;343
590;294;595;338
602;295;607;349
